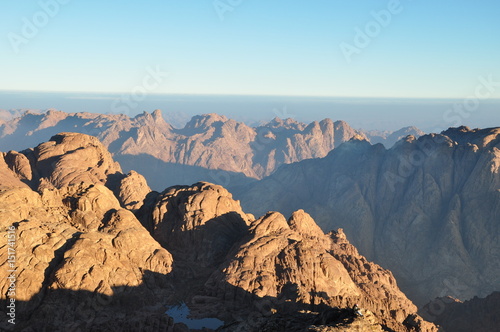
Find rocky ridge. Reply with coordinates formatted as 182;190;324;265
0;133;436;331
237;126;500;306
0;110;374;189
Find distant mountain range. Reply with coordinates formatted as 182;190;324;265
0;109;423;191
364;126;425;147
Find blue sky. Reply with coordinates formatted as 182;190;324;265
1;0;499;98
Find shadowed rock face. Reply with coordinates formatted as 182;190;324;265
237;126;500;306
420;292;500;332
0;133;437;331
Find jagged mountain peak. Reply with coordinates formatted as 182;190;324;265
152;108;162;119
287;209;324;238
133;109;172;130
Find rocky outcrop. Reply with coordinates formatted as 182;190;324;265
237;127;500;306
114;170;151;210
34;132;122;189
0;151;32;190
1;132;122;192
137;181;436;330
205;211;359;309
0;133;173;331
198;209;436;331
136;180;437;331
137;182;252;284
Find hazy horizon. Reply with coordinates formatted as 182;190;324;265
1;90;499;132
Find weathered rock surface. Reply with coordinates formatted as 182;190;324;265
198;209;436;331
114;170;151;210
137;182;252;284
0;133;438;331
0;133;173;331
34;132;122;189
237;127;500;306
138;182;436;331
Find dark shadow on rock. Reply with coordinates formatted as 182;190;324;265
136;192;252;304
419;292;500;332
0;270;180;332
0;267;367;332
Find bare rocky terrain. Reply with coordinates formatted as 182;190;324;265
0;111;497;331
236;127;500;308
0;132;437;331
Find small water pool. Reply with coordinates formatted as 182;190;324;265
165;303;224;329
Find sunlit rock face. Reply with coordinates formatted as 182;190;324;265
0;133;173;331
0;133;437;331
